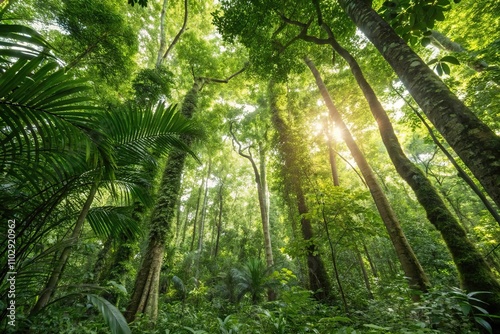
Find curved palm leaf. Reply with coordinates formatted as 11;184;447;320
0;24;54;63
86;206;142;240
101;102;199;165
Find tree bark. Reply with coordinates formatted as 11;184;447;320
336;0;500;209
304;56;430;295
269;80;332;302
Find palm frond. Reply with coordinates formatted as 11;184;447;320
86;206;143;240
0;24;54;62
101;103;199;165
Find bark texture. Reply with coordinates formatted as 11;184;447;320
337;0;500;208
304;56;430;294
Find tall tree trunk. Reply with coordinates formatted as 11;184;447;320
31;182;98;315
355;247;374;299
213;183;224;258
336;0;500;209
125;65;245;321
269;81;332;302
229;125;274;269
155;0;169;68
326;120;340;186
318;30;500;317
125;80;201;323
363;243;378;278
304;56;430;295
190;180;203;252
195;159;211;282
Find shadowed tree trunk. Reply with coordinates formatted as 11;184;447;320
304;56;430;295
336;0;500;209
269;80;332;302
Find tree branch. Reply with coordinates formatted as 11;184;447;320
161;0;188;63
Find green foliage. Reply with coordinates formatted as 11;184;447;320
378;0;460;45
133;66;174;104
87;294;131;334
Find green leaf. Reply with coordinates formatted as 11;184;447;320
363;324;391;330
427;58;439;66
474;316;493;334
441;62;451;75
87;294;131;334
440;55;460;65
421;37;431;47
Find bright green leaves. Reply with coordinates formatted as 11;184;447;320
427;55;460;76
378;0;459;45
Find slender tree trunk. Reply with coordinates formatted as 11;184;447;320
125;80;201;323
195;159;211;281
213;183;224;258
155;0;169;68
326;127;340;186
31;182;98;315
230;126;274;269
317;31;500;317
363;243;378;278
356;247;374;299
91;236;114;283
304;56;430;295
336;0;500;209
269;80;332;302
190;180;203;252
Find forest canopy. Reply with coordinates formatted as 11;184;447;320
0;0;499;333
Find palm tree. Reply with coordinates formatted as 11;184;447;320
232;258;275;304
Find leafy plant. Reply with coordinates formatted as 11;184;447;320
87;294;131;334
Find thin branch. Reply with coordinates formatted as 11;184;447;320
161;0;188;63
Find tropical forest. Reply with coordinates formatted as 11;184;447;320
0;0;499;333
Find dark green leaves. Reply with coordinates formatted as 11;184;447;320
426;55;460;76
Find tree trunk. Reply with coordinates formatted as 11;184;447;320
356;247;374;299
213;183;224;258
395;92;500;228
155;0;169;68
190;180;203;252
195;159;211;281
31;182;98;315
336;0;500;209
320;31;500;318
269;80;332;302
125;80;201;323
363;243;378;278
304;56;430;295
